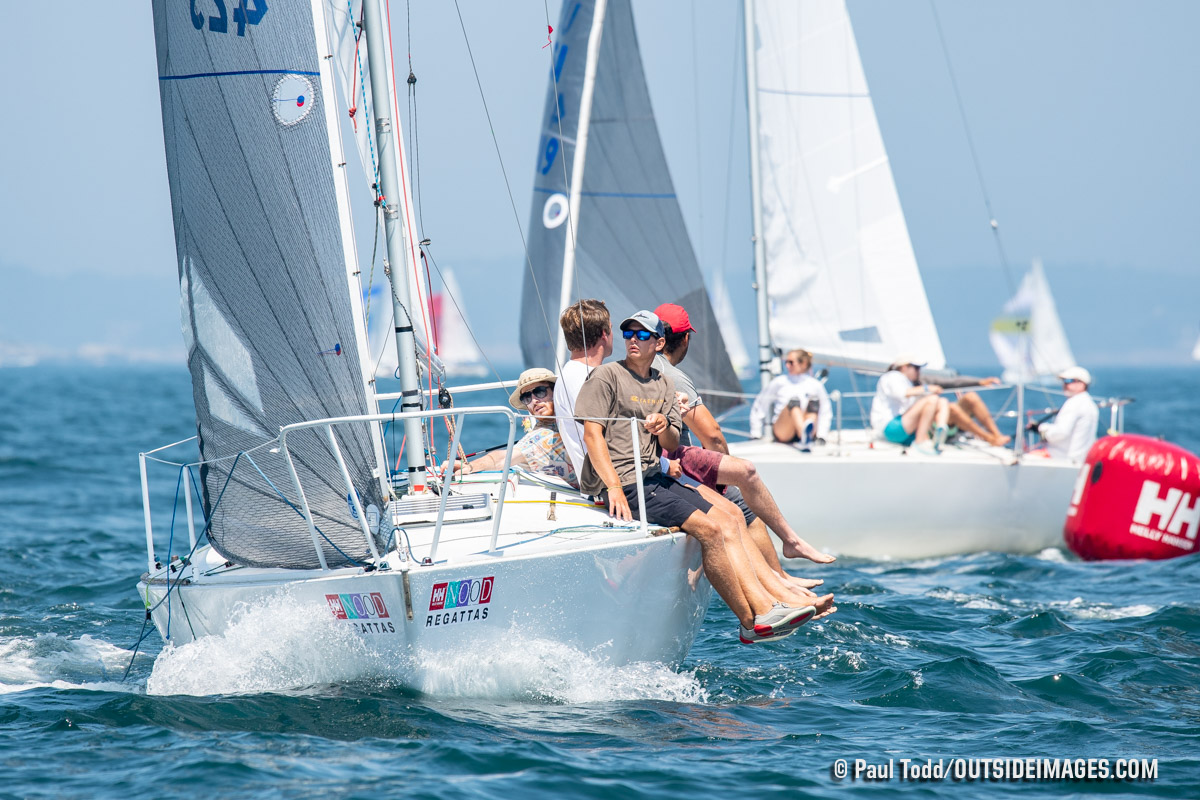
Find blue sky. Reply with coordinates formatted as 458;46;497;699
1;1;1197;369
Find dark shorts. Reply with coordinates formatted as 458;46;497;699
667;445;724;488
609;472;713;527
721;485;757;526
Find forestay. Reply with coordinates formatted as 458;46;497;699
520;0;741;412
748;0;946;369
325;0;436;377
153;0;386;568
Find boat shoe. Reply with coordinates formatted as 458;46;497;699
739;602;817;644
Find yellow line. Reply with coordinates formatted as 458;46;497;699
500;499;600;509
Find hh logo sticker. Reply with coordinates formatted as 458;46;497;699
427;576;494;628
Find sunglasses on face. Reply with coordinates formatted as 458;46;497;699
519;384;552;405
622;329;657;341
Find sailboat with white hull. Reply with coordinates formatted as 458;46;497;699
136;0;709;680
727;0;1091;559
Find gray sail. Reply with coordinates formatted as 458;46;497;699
153;1;384;569
520;0;741;412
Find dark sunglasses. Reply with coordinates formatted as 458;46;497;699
519;384;552;405
622;329;657;341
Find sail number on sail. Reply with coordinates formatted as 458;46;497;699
190;0;268;36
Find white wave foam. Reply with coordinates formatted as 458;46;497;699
144;594;705;703
1050;597;1158;621
407;633;708;704
0;633;136;694
146;593;386;696
927;587;1005;611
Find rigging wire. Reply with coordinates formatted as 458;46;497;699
928;0;1017;295
451;0;562;373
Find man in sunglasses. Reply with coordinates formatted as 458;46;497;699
574;310;833;643
1033;366;1099;462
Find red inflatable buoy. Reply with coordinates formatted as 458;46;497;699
1064;434;1200;560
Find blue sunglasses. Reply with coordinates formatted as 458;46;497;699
622;329;657;341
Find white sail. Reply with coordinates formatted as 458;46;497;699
436;268;488;377
989;258;1075;383
1192;332;1200;361
710;273;752;379
748;0;945;369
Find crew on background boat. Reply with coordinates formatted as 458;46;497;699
1031;366;1099;461
922;373;1012;448
553;299;614;480
574;309;834;643
749;349;831;447
655;304;833;568
448;368;576;486
870;355;951;455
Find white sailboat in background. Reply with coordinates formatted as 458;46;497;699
726;0;1086;559
989;258;1076;383
433;267;488;378
136;0;711;684
365;266;487;379
1191;330;1200;361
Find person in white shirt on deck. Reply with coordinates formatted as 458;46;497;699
749;349;832;446
869;355;951;455
553;299;614;479
1034;366;1099;462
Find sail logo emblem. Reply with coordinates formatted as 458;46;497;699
326;592;390;620
429;577;494;611
1129;480;1200;550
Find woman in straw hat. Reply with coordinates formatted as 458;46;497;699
448;368;577;486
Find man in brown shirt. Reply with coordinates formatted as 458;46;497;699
575;310;827;644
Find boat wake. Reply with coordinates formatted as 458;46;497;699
406;634;708;704
0;633;134;695
146;593;381;696
143;593;707;703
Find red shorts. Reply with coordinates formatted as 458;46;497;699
667;445;723;489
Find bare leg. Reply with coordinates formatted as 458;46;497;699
955;392;1009;445
714;456;834;564
680;509;759;628
935;396;950;427
947;402;991;441
696;485;836;616
746;518;824;589
772;405;805;443
903;395;938;444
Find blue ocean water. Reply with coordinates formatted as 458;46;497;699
1;364;1198;799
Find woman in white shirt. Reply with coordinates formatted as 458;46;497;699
868;356;951;454
749;349;832;445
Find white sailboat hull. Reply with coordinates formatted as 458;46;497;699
730;433;1081;560
140;515;711;672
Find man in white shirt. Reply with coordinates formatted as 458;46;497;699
869;355;951;454
1036;366;1099;462
553;299;614;479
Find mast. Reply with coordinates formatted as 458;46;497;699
743;0;773;389
554;0;609;367
363;0;426;490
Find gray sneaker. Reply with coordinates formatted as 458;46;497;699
752;602;816;638
739;623;796;644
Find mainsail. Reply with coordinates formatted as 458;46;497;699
989;258;1076;383
747;0;946;369
153;0;385;568
710;273;752;379
519;0;741;411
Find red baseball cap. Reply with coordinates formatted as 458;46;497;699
654;303;695;335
